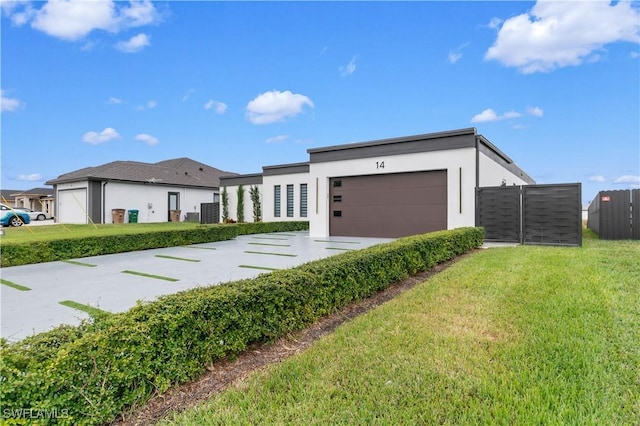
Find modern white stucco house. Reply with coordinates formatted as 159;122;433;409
220;128;534;238
46;158;234;224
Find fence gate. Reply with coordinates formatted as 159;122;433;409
523;184;582;246
477;183;582;246
476;186;521;242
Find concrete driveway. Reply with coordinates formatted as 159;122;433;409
0;231;391;342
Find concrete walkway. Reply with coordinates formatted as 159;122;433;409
1;231;391;342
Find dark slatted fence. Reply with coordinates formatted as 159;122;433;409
476;186;521;242
200;202;220;224
477;183;582;247
523;184;582;246
588;189;639;240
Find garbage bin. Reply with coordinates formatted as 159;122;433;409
170;209;181;222
128;209;139;224
111;209;125;224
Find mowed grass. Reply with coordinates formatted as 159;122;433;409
164;233;639;425
0;222;203;243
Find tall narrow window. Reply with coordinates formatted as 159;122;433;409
286;184;294;218
300;183;308;218
274;185;281;217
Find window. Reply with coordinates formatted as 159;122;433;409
333;195;342;203
333;210;342;217
300;183;308;218
286;184;294;218
333;180;342;187
274;185;281;217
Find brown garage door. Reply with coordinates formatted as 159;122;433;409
329;170;447;238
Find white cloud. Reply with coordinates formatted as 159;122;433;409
1;90;25;112
115;33;150;53
485;0;640;73
526;106;544;117
340;57;357;77
135;133;159;146
17;173;43;182
631;51;640;59
613;175;640;184
246;90;314;125
107;96;122;104
3;0;161;42
82;127;120;145
204;100;228;114
137;100;157;110
448;42;470;64
487;17;503;30
265;135;289;144
471;108;500;123
182;88;195;101
471;106;544;123
589;175;606;182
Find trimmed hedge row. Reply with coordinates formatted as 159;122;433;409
0;227;483;425
0;221;309;267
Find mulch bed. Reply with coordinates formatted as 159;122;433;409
114;253;470;425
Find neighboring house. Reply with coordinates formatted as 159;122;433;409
46;158;235;224
221;127;535;238
0;188;55;216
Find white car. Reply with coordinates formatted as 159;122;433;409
16;207;52;221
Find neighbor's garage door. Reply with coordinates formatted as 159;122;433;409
329;170;447;238
58;188;88;224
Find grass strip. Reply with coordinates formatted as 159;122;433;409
325;247;353;251
61;259;98;267
59;300;110;317
244;250;297;257
238;265;279;271
248;242;291;247
155;254;201;262
122;270;179;282
0;278;31;291
180;246;217;250
251;236;289;241
165;236;640;425
314;240;361;244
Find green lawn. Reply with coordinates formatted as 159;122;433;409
0;222;202;243
163;233;640;425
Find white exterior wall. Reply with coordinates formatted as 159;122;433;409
308;147;477;238
478;152;531;187
221;184;262;223
262;173;310;222
104;182;216;223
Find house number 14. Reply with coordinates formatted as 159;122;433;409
376;161;385;169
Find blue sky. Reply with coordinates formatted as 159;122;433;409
1;0;639;205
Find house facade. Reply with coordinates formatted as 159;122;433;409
46;158;233;224
1;188;55;216
221;128;534;238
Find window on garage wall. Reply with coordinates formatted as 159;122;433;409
300;183;308;217
274;185;281;217
286;184;294;217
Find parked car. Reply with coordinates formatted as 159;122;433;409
16;207;51;221
0;203;31;227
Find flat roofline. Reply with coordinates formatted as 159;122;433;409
307;128;477;154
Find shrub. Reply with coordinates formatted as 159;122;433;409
0;227;483;425
236;185;245;223
250;185;261;222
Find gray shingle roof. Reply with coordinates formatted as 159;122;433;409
46;158;236;188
